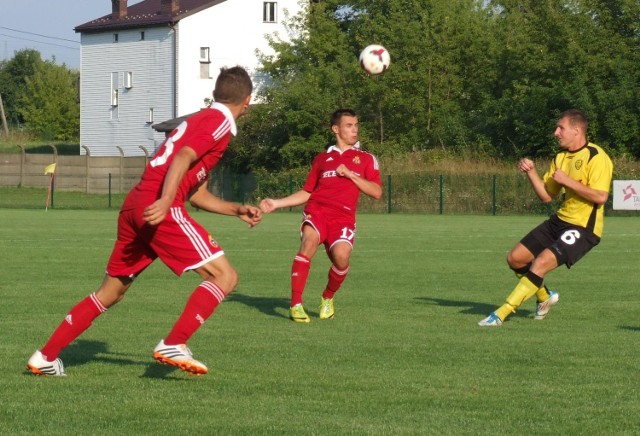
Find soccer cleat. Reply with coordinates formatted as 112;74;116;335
534;291;559;320
289;304;310;323
478;312;503;327
153;340;208;376
319;298;335;320
27;350;66;376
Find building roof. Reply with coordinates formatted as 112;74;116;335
75;0;227;33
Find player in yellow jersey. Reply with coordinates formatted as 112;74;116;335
479;109;613;327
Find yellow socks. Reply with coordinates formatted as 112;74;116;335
535;285;551;303
495;276;540;321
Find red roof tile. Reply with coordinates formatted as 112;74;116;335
75;0;227;33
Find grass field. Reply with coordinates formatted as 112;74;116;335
1;209;639;434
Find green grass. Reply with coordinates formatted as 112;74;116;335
1;210;639;434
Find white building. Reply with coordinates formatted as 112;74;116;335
75;0;304;156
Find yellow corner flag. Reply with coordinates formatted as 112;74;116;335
44;163;57;175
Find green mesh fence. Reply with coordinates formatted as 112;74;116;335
1;169;627;216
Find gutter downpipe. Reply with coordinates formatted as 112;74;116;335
169;23;177;119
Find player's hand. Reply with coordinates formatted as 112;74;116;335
259;198;277;213
336;164;353;178
552;169;570;186
143;198;171;226
518;158;535;173
238;205;262;228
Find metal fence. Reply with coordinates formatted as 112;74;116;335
10;170;621;216
0;149;630;215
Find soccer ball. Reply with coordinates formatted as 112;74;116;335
359;44;391;76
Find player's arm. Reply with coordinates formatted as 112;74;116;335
144;146;197;225
189;182;262;227
519;158;554;203
260;190;312;213
551;170;609;205
335;164;382;200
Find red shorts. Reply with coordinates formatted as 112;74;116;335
301;205;356;251
106;206;224;277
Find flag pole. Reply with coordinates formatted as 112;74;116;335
45;173;54;211
44;163;57;211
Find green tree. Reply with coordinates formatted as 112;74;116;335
0;49;44;125
18;60;80;141
238;0;640;171
243;0;499;170
482;0;640;158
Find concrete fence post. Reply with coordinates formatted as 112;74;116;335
139;145;149;168
116;146;124;193
49;144;58;162
81;145;91;193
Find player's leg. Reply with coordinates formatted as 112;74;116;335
320;235;353;319
288;223;321;322
481;221;556;326
508;238;556;305
482;250;558;326
27;275;132;376
148;208;234;374
28;208;152;375
154;255;237;375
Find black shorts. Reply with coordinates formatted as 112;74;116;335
520;214;600;268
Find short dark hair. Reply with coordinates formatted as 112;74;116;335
213;66;253;105
330;108;357;127
560;109;588;132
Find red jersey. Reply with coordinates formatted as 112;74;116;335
122;103;236;211
303;144;381;217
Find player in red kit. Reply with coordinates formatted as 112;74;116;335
260;109;382;322
27;66;262;376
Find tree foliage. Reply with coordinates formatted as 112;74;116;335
233;0;640;172
0;49;44;126
18;60;80;141
0;49;79;140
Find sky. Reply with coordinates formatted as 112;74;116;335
1;0;143;69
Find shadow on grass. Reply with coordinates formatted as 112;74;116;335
62;340;143;368
226;292;290;319
619;325;640;332
415;296;533;317
55;339;189;380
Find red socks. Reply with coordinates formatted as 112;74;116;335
40;293;107;361
164;281;225;346
290;253;311;306
322;265;349;299
291;253;350;304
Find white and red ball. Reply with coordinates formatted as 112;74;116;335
359;44;391;76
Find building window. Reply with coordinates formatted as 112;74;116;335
200;47;210;63
124;71;133;89
140;31;145;40
263;2;277;23
113;33;119;43
200;47;211;79
111;72;119;106
148;108;154;124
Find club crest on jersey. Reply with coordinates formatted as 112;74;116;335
209;235;218;247
575;159;583;170
353;155;360;165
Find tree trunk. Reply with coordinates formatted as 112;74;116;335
0;93;9;137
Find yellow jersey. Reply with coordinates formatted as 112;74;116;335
543;143;613;237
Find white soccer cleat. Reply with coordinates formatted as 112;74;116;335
153;340;208;376
27;350;66;376
534;291;559;320
478;312;503;327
